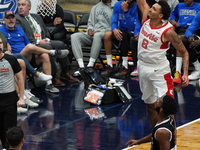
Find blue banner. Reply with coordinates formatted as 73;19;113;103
0;0;18;24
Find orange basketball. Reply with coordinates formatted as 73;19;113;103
196;80;200;93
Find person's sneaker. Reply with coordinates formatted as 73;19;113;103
73;70;81;76
45;84;60;93
51;49;69;58
17;107;28;114
114;66;129;79
173;71;181;83
24;95;39;108
36;72;52;82
130;68;138;77
188;70;200;80
25;90;43;104
101;65;114;77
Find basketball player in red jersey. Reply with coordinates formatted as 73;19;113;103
136;0;189;130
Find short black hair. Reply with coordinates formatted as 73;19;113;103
6;126;24;147
161;95;177;116
157;0;171;20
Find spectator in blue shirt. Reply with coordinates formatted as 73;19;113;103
101;0;141;79
183;11;200;80
170;0;200;83
0;10;68;93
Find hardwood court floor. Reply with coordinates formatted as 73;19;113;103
0;72;200;150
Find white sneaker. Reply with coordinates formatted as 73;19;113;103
24;90;43;104
73;70;80;76
36;72;52;82
188;70;200;80
24;95;39;108
17;107;28;114
50;49;69;58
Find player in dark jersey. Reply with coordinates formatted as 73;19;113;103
0;38;25;149
126;95;177;150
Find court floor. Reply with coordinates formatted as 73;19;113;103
1;69;200;150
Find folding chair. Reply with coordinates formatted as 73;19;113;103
63;10;77;33
75;13;89;32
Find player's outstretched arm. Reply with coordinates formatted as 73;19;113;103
125;133;152;147
136;0;150;22
165;29;189;87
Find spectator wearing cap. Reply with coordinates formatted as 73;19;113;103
0;10;69;93
15;0;79;85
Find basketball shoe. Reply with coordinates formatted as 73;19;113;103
173;71;181;83
114;66;129;79
101;65;114;77
130;68;138;77
188;70;200;80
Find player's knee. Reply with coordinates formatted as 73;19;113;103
71;33;79;42
26;43;34;50
104;31;112;41
40;53;50;62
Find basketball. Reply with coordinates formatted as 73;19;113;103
196;80;200;93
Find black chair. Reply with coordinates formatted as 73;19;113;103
75;13;89;32
63;10;77;33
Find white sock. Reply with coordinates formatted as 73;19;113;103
77;58;84;68
106;55;113;67
176;57;182;73
24;89;34;99
193;60;200;71
50;50;55;55
47;80;52;85
87;57;96;67
177;89;185;105
122;56;128;69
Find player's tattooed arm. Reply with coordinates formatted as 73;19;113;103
165;29;189;87
165;29;189;76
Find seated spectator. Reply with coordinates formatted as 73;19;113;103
184;11;200;80
6;126;24;150
0;31;50;106
70;0;117;70
36;0;67;41
170;0;200;83
0;37;25;149
0;10;69;93
16;0;79;85
101;0;141;79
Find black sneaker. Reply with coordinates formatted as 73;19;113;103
114;66;129;79
101;65;114;77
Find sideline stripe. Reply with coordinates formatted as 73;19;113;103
177;118;200;129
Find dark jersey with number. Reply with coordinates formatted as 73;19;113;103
151;116;176;150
